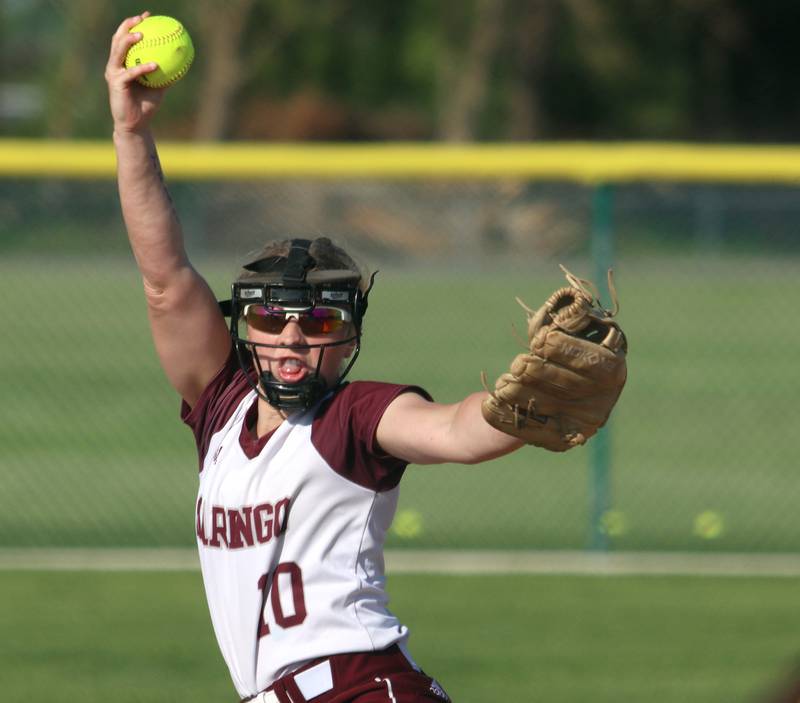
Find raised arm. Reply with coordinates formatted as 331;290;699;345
376;391;525;465
105;14;230;407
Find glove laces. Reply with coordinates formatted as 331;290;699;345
559;264;620;317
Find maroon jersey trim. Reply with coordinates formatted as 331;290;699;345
181;349;254;471
237;396;277;459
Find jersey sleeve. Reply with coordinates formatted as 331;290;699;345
311;381;432;492
180;349;253;470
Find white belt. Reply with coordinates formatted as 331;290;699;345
251;660;334;702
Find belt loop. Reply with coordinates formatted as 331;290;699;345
292;659;334;700
284;677;308;703
246;654;335;702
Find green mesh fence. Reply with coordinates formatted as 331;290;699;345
1;177;797;551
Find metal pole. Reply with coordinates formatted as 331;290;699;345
589;183;615;551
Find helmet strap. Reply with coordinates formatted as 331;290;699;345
234;334;361;413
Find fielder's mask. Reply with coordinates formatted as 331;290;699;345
219;238;376;412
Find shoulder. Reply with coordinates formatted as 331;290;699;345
180;348;255;468
328;380;431;414
316;381;432;439
310;381;431;491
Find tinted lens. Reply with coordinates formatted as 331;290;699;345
244;306;286;334
301;306;349;334
244;305;349;336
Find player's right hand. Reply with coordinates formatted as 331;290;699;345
105;13;166;135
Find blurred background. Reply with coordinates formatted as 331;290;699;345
4;0;800;142
2;2;800;702
2;0;798;552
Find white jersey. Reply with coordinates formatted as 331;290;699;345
182;354;428;699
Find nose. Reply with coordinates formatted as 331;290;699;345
275;316;306;346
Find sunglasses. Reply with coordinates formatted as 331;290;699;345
243;304;352;336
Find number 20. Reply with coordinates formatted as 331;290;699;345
257;562;307;637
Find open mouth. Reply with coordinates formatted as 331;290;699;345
275;357;308;383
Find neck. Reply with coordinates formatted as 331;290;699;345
255;396;290;438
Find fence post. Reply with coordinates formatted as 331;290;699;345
588;183;615;551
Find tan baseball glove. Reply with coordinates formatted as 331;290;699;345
482;266;628;452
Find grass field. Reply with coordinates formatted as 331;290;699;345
2;569;798;703
0;254;797;551
2;253;798;702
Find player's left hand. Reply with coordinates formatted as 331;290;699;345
481;266;628;452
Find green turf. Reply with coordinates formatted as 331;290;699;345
1;570;797;703
0;255;797;551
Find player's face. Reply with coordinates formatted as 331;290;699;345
245;306;355;387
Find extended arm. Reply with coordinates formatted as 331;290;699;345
106;14;230;407
376;391;524;465
376;265;629;464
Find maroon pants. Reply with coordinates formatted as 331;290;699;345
243;645;451;703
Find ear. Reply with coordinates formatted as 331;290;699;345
348;323;361;351
338;328;357;360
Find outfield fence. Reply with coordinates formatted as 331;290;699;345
1;141;798;554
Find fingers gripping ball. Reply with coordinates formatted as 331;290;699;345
482;266;628;452
125;16;194;88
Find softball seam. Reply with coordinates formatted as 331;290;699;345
126;23;193;88
128;24;186;51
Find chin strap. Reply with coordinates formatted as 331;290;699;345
234;333;361;413
259;374;328;412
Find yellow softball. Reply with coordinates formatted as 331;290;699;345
125;16;194;88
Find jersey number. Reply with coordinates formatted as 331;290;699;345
257;562;307;637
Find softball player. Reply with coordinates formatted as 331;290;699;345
106;14;524;702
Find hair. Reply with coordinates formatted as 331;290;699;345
235;237;369;292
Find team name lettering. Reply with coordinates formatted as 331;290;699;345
196;497;291;550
